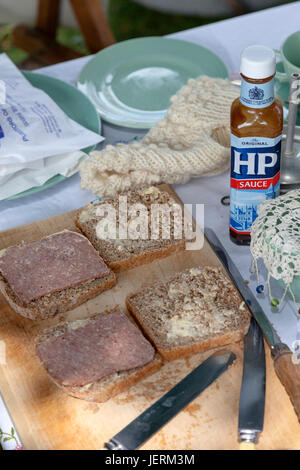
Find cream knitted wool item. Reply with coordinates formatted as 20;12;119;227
80;76;239;198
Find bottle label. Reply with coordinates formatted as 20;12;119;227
230;134;281;235
240;77;274;108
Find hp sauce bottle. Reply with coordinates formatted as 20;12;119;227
230;45;283;245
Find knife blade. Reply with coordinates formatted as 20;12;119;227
205;228;300;423
238;317;266;449
104;350;236;450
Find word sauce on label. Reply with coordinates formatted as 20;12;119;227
230;134;281;235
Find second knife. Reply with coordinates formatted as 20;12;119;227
238;317;266;450
205;228;300;423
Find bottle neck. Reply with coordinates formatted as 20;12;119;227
240;74;275;109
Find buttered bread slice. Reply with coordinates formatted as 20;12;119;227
74;186;185;272
126;266;250;361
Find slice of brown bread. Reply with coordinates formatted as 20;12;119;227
126;266;250;361
35;307;162;402
74;186;186;272
0;231;116;320
0;273;116;321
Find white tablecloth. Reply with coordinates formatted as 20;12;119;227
1;1;300;450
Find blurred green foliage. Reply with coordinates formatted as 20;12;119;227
0;24;90;65
0;0;295;65
108;0;228;42
0;0;227;65
56;26;89;55
0;24;28;64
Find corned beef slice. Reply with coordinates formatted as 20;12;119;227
36;311;155;387
0;231;111;305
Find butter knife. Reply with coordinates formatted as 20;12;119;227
104;350;236;450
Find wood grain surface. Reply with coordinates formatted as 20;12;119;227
0;188;299;450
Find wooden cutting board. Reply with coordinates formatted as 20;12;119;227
0;187;299;450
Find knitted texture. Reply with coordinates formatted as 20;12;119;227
80;76;239;197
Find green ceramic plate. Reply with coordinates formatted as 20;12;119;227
77;37;228;129
6;71;101;201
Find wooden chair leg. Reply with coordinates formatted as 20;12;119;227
12;0;81;69
36;0;61;39
12;0;114;68
69;0;115;53
12;24;82;69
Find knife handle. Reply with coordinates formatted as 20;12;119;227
272;344;300;423
239;442;255;450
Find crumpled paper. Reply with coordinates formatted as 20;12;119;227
0;53;103;200
0;150;87;200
